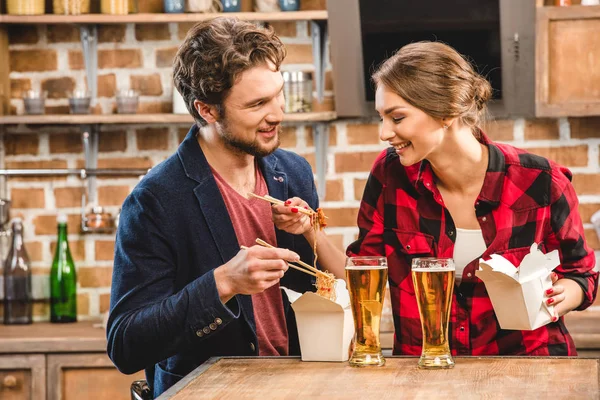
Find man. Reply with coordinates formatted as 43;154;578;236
107;17;320;398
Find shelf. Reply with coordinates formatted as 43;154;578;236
0;11;327;24
0;112;337;125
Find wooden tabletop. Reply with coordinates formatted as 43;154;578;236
158;357;600;400
0;321;106;353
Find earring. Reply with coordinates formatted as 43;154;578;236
442;124;449;130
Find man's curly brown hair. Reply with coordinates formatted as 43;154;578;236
173;17;286;126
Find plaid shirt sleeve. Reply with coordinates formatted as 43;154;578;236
546;165;598;310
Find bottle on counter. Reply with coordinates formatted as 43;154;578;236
3;218;33;325
50;214;77;323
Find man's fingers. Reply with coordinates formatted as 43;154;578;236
250;245;300;262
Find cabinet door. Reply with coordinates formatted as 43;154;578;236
0;354;46;400
536;6;600;117
47;353;145;400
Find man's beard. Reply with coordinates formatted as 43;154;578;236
216;117;280;158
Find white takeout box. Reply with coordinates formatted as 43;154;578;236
476;243;560;331
282;279;355;362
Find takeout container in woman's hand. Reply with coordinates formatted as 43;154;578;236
477;243;560;331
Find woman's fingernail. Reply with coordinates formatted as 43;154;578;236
304;206;309;209
284;200;291;205
552;315;559;322
547;298;555;305
545;288;554;296
291;207;298;213
551;272;558;280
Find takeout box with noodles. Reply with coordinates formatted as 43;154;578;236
282;279;354;362
476;243;560;331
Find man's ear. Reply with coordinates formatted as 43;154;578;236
194;100;220;124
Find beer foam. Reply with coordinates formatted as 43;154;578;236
345;266;388;270
412;267;455;272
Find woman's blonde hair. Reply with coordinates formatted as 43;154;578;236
372;41;492;136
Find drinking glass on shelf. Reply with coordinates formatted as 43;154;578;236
346;256;388;367
23;90;46;115
411;257;455;369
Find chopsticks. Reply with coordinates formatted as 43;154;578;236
240;245;317;277
254;238;332;279
247;193;314;216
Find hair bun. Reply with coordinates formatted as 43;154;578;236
473;76;492;111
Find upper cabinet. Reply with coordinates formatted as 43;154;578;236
536;5;600;117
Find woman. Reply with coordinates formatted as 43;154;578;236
274;41;597;356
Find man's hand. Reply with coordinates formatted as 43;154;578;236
214;245;300;304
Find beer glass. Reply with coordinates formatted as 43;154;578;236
346;256;388;367
411;257;455;369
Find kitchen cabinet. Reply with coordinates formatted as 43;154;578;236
0;322;144;400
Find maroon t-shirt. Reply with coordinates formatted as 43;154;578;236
211;164;289;356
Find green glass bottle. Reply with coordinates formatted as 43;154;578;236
50;214;77;323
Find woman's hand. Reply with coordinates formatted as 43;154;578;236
545;272;585;321
271;197;313;236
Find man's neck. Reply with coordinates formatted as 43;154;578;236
197;125;256;197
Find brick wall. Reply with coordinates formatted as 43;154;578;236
4;8;600;321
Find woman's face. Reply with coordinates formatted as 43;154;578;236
375;84;446;166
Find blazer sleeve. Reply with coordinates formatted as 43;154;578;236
106;187;241;374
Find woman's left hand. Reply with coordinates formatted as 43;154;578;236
545;272;565;321
271;197;313;236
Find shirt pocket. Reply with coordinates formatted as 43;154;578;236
386;229;436;295
491;246;532;268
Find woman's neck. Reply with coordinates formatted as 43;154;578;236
428;127;488;195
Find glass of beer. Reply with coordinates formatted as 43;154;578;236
411;257;455;369
346;256;388;367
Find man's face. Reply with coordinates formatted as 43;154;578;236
216;62;285;157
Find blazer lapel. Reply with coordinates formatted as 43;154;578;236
178;126;256;332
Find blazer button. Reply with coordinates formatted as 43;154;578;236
209;323;217;331
215;318;223;325
203;327;211;335
250;342;256;352
196;330;204;337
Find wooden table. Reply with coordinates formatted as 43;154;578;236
157;356;600;399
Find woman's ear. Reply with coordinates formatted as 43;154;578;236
441;117;458;130
194;100;220;124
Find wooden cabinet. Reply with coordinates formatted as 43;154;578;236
536;5;600;117
0;355;45;400
0;322;144;400
48;353;144;400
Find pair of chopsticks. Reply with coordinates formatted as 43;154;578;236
247;192;315;216
241;238;331;279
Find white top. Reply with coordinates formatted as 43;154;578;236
453;228;487;284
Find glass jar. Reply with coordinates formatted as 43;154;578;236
222;0;241;12
53;0;91;15
85;207;114;231
282;71;313;113
7;0;45;15
101;0;129;14
279;0;299;11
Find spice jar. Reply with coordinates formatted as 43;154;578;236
7;0;45;15
53;0;91;15
101;0;128;14
85;207;114;231
282;71;313;113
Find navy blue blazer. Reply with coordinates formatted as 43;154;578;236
107;126;318;398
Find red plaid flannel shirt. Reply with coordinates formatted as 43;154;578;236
347;132;598;356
